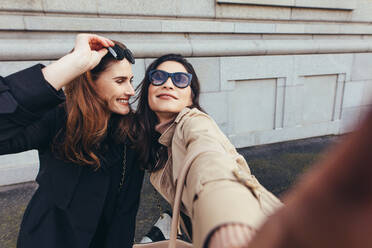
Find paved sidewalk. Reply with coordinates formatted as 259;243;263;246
0;183;37;248
0;135;338;247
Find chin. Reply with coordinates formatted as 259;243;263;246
156;106;183;114
112;108;130;116
158;104;184;113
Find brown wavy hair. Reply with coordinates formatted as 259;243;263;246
55;40;134;169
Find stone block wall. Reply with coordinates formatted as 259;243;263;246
1;0;372;185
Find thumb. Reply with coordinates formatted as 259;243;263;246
89;48;108;70
97;47;109;59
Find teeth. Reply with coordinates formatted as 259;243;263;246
118;99;128;103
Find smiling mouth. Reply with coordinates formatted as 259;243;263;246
117;98;129;105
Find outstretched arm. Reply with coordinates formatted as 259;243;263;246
176;110;281;248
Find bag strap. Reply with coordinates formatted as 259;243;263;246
168;147;214;248
168;158;194;248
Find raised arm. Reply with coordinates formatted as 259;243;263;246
0;34;114;152
42;33;114;90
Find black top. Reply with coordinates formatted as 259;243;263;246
0;64;144;248
89;118;136;248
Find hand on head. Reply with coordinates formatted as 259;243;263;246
73;33;115;70
42;33;115;90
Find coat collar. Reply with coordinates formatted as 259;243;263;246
158;107;191;147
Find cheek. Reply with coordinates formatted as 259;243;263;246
182;88;193;106
188;92;193;105
95;81;110;100
104;85;122;101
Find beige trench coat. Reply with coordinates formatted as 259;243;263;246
150;107;283;248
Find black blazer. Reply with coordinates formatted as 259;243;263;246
0;65;144;248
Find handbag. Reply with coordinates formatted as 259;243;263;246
133;159;193;248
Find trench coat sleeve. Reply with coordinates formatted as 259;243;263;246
180;113;282;248
0;64;65;154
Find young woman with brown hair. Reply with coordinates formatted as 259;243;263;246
0;34;143;248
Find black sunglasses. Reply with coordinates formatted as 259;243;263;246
107;44;135;64
149;69;192;88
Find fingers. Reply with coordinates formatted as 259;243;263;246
95;48;109;62
75;33;114;52
97;47;109;57
88;34;115;50
71;33;115;70
87;48;109;70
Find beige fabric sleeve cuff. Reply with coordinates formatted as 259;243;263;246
191;180;269;248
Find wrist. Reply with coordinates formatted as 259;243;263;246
42;52;90;90
67;51;91;73
208;224;256;248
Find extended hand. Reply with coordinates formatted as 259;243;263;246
247;109;372;248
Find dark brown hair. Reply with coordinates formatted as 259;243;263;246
133;54;203;172
56;40;134;169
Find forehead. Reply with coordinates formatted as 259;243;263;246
102;59;133;77
156;61;187;73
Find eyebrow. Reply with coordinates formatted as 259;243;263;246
112;75;134;80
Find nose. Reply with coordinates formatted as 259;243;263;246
162;76;174;89
125;82;135;96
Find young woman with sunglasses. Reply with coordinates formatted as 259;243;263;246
0;34;144;248
134;54;282;248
